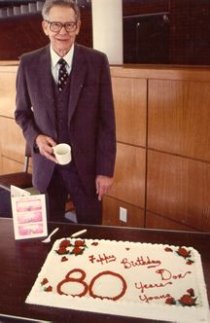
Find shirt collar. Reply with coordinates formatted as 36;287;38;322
50;45;75;68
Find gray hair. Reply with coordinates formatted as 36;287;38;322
42;0;81;22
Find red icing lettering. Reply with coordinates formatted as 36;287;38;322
57;269;126;301
121;256;161;269
156;269;192;281
89;253;116;265
57;268;88;297
89;271;127;301
139;293;171;304
135;281;172;293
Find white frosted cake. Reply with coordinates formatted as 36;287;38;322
26;238;210;322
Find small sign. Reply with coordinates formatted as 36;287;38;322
11;185;48;240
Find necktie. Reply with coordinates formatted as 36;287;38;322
58;58;68;91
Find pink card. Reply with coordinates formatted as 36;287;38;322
11;186;48;240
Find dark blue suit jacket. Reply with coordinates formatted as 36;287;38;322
15;44;116;195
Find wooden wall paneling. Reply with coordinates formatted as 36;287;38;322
147;150;210;231
0;154;33;175
108;143;146;208
0;136;2;172
112;76;147;147
111;66;210;83
1;156;24;174
148;79;210;161
0;63;27;175
103;195;145;228
0;65;18;117
2;63;210;231
145;211;196;231
0;117;25;172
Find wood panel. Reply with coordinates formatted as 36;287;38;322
0;117;25;165
1;62;210;232
0;65;18;118
145;211;196;232
112;77;146;147
111;65;210;82
1;156;24;175
108;143;146;208
148;79;210;161
147;150;210;231
103;196;145;228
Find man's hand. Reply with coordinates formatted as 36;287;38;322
96;175;114;201
35;134;57;163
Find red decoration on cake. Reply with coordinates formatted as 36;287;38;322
165;246;194;265
187;288;195;297
186;259;194;265
44;286;53;292
176;247;191;259
71;246;84;255
165;297;176;305
55;239;87;259
165;289;197;306
179;293;197;306
71;239;87;256
165;247;173;252
61;256;68;262
75;240;86;247
91;242;99;246
59;239;71;248
56;246;69;255
41;278;48;286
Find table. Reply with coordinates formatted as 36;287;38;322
0;218;209;322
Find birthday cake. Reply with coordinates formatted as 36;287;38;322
26;238;210;322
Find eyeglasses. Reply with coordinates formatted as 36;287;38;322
45;20;77;33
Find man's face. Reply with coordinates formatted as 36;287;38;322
42;5;81;56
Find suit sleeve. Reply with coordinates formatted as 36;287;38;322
96;55;116;177
15;58;41;150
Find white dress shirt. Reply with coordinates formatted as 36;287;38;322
50;45;74;83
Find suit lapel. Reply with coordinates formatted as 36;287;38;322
38;46;57;129
68;45;87;124
36;45;87;129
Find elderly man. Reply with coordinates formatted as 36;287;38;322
15;0;116;224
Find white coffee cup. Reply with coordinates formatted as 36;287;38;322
53;143;71;165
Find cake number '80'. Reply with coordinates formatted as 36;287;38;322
57;268;127;300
